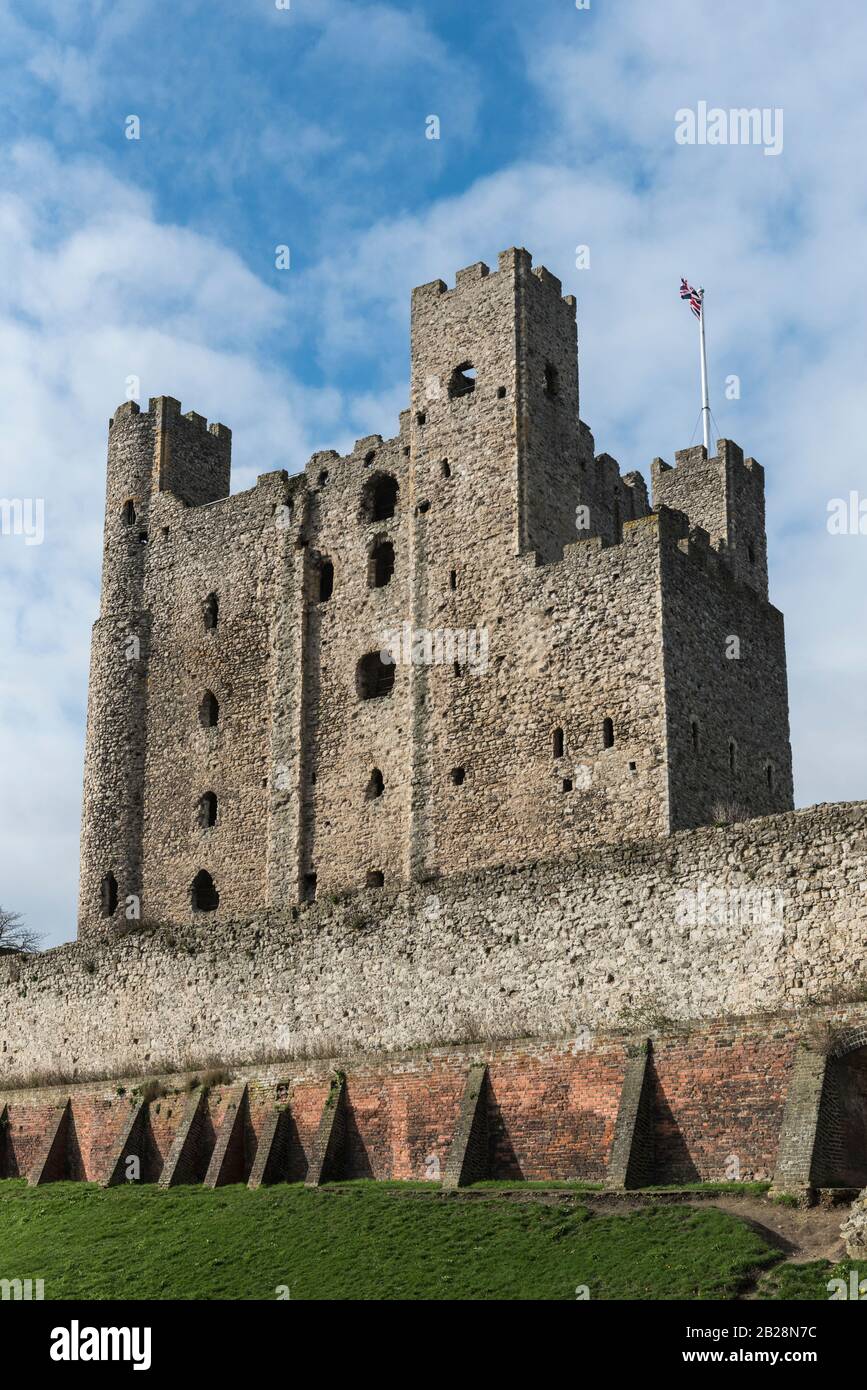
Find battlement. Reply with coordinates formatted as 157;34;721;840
411;246;577;313
109;396;231;443
651;438;768;597
78;248;793;938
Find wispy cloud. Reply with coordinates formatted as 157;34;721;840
1;0;865;945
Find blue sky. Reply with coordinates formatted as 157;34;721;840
1;0;865;946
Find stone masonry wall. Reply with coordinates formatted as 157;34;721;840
9;802;867;1087
78;248;793;932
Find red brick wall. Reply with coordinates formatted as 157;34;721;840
650;1027;799;1183
0;1020;839;1186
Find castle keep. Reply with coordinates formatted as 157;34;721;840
1;249;864;1199
79;247;793;933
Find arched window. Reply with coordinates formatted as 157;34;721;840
199;691;219;728
368;540;395;589
544;362;559;398
361;473;399;523
191;869;219;912
365;768;385;800
198;792;218;828
356;652;395;700
552;728;564;759
203;592;219;631
448;362;476;399
122;499;136;526
100;872;118;917
319;559;334;602
602;717;615;749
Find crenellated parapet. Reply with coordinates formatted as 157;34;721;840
651;437;768;597
77;250;794;934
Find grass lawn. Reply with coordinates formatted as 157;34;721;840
756;1260;867;1300
0;1178;785;1301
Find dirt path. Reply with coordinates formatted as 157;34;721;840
705;1196;846;1266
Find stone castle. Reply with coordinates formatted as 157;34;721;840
1;249;865;1200
80;246;792;933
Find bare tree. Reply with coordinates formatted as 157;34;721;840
0;906;41;953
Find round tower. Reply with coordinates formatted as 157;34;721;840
77;401;154;935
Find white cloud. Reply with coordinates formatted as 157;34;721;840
4;0;866;948
0;140;397;946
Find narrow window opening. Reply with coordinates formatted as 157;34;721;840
552;727;565;758
203;592;219;631
100;872;118;917
562;777;573;792
363;473;399;523
301;872;317;904
319;559;334;601
449;569;457;591
766;763;774;792
356;651;395;700
138;531;148;544
628;760;637;772
451;767;466;785
691;720;700;753
366;870;384;889
368;540;394;589
543;362;559;398
602;717;615;749
198;792;218;828
416;411;426;427
317;469;329;487
199;691;219;728
448;362;476;399
453;660;462;677
441;459;451;478
496;386;506;399
191;869;219;913
747;541;756;564
365;768;385;800
122;499;136;526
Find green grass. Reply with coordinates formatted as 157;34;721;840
756;1260;867;1301
0;1179;783;1300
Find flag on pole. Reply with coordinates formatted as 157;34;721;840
680;278;702;318
679;278;711;451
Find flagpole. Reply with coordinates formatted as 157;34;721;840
698;287;710;453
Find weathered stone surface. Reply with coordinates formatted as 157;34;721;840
76;249;793;936
841;1193;867;1257
3;801;867;1084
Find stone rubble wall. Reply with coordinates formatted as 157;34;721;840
5;802;865;1087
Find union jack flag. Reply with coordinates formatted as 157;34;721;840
680;278;702;318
